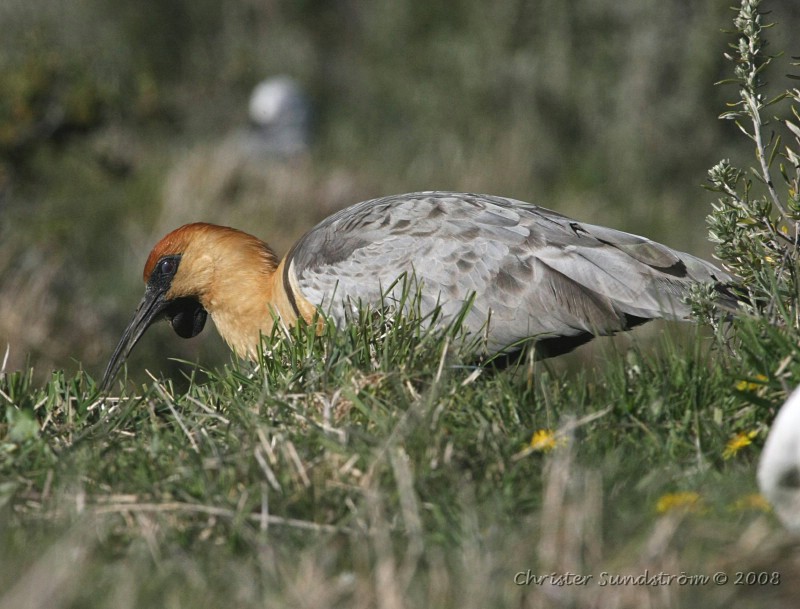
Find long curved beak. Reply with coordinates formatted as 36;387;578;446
100;286;170;392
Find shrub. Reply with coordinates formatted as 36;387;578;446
696;0;800;405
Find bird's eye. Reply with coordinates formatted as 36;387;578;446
159;258;177;276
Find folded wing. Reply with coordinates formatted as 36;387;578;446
285;192;731;354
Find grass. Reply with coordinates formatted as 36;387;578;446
1;307;797;609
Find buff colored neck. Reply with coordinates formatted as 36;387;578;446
214;259;318;359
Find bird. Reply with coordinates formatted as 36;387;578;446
100;191;734;390
758;386;800;532
244;76;312;158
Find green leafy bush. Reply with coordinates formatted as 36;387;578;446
696;0;800;403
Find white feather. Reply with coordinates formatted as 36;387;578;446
758;387;800;532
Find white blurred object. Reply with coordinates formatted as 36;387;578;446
244;76;312;158
758;386;800;532
158;75;324;239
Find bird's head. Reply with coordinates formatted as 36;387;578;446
100;223;279;391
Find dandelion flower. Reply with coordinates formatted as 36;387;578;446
656;491;703;514
529;429;564;452
735;374;768;392
730;493;771;513
723;430;758;460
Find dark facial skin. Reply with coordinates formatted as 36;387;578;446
100;255;207;391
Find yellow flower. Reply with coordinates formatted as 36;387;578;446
529;429;565;452
735;374;768;392
656;491;703;514
723;430;759;460
730;493;771;513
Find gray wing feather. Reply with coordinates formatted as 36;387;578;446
287;192;731;353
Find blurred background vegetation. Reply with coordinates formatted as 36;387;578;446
2;0;800;384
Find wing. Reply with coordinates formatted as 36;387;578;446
284;192;731;353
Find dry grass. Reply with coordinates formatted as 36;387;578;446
0;240;111;375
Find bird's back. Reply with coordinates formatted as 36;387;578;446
285;191;731;354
